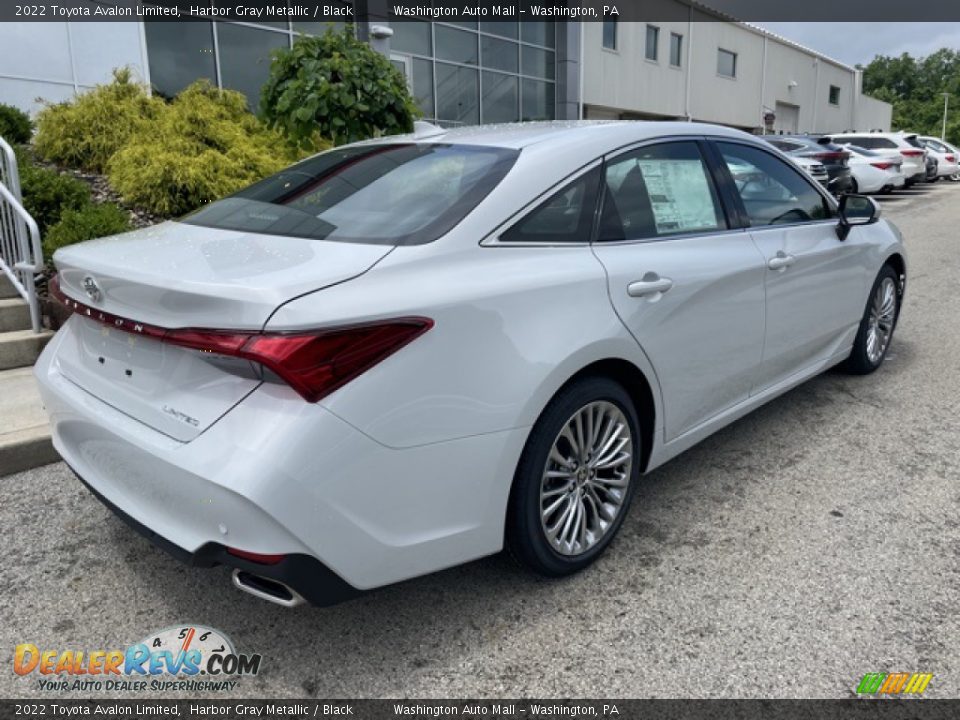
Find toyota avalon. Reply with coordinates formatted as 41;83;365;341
36;121;907;607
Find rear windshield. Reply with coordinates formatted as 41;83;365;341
183;143;519;245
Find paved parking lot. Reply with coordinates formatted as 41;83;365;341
3;181;959;700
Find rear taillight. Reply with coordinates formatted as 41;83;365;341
50;275;432;402
901;149;925;157
946;154;956;163
234;321;432;403
871;162;894;170
809;151;849;164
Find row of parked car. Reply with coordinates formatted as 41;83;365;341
765;131;960;196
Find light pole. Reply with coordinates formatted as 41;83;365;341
942;92;950;141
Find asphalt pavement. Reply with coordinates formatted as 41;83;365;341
3;181;958;699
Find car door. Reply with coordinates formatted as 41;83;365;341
712;140;871;394
590;139;767;442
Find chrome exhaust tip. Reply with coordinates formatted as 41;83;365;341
231;568;305;608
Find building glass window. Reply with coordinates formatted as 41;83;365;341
412;58;435;119
481;21;519;39
670;33;683;67
293;21;346;36
436;63;480;126
436;25;479;65
521;22;555;48
143;21;217;99
522;46;555;81
718;48;737;78
645;25;659;62
216;23;289;110
391;21;432;56
482;71;519;124
482;35;519;74
829;85;841;105
143;3;354;107
522;79;554;121
602;19;617;50
387;19;556;126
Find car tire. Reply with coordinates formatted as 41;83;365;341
849;178;859;194
842;265;901;375
506;376;641;577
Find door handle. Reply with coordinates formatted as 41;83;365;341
627;274;674;298
767;252;796;271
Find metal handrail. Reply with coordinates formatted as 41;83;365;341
0;135;43;333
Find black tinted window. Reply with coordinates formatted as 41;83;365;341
500;167;602;243
598;141;725;242
718;142;831;226
184;144;519;245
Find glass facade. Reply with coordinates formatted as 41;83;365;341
143;1;351;109
390;20;557;126
144;6;558;126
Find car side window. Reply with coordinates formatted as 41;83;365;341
717;142;831;226
499;166;602;243
597;141;726;242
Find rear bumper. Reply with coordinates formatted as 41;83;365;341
35;325;527;598
71;465;360;606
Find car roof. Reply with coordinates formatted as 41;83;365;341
358;120;757;151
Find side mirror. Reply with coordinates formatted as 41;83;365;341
836;193;880;240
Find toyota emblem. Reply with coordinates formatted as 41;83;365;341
81;275;102;302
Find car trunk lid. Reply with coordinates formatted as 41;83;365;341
51;222;393;441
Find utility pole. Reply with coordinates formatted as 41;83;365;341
942;93;950;141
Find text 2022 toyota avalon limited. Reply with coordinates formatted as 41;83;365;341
35;121;906;607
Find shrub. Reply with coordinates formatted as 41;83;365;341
43;203;131;258
0;103;33;144
33;67;164;172
107;81;305;217
19;162;91;234
260;28;418;148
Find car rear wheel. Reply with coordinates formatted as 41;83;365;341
506;376;641;576
843;265;901;375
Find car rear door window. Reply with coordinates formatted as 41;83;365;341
717;142;831;226
597;141;726;242
499;166;602;243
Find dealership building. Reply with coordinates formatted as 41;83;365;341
0;1;891;135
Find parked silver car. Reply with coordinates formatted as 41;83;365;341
36;121;907;605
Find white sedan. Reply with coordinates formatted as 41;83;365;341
36;121;907;607
917;135;960;179
843;144;907;193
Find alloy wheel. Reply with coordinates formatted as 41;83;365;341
866;276;897;364
539;401;633;556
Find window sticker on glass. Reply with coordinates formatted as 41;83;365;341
636;159;721;234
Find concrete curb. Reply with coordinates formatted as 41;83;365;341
0;426;59;477
0;366;59;477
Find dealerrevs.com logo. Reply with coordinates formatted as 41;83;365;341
14;625;261;693
856;672;934;696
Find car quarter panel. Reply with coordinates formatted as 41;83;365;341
265;243;662;450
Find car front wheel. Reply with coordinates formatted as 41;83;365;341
843;265;901;374
506;376;641;576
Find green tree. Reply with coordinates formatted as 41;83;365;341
260;27;418;148
861;49;960;144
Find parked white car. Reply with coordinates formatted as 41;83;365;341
829;132;927;185
917;136;960;179
36;121;907;607
842;145;906;193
